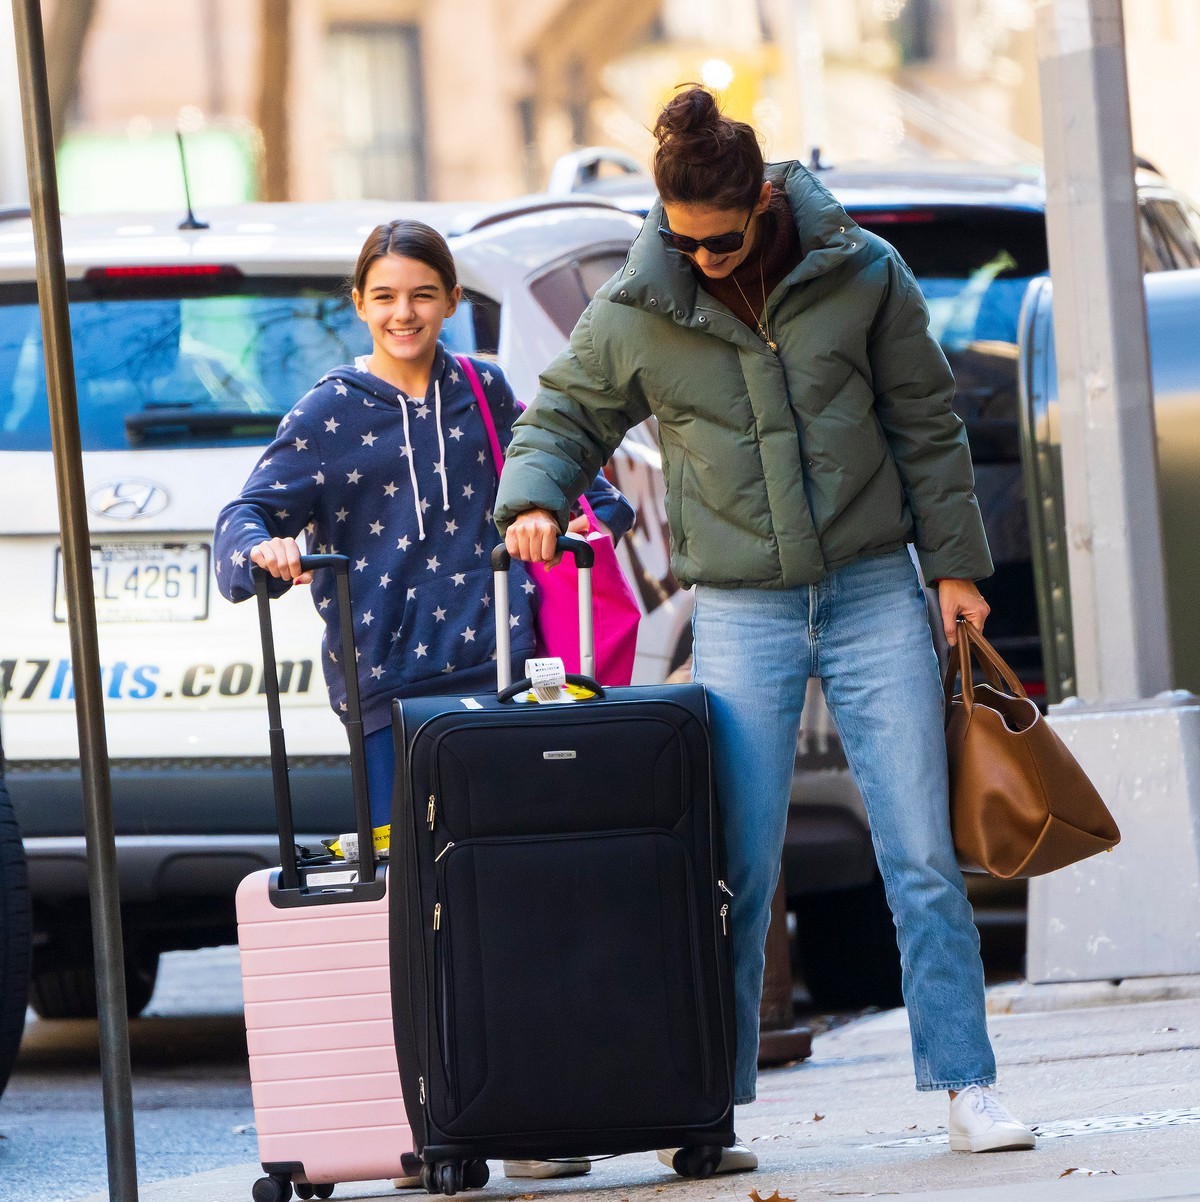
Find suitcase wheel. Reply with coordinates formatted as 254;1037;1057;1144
672;1146;723;1179
294;1187;335;1201
464;1159;490;1189
420;1157;487;1195
420;1160;461;1196
252;1175;293;1202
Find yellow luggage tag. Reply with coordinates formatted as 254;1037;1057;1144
324;824;390;861
514;657;598;704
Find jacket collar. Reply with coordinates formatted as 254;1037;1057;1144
613;160;862;328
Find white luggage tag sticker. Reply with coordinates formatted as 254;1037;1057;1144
525;657;574;704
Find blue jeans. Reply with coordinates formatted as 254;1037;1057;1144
365;726;395;828
692;549;996;1104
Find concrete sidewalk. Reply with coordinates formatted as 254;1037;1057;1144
77;977;1200;1202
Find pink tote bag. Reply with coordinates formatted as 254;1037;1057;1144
458;355;641;686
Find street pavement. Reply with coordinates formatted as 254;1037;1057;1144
46;962;1200;1202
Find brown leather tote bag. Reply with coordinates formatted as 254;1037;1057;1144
943;620;1120;879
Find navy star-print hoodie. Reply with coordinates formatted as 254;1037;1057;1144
214;345;633;735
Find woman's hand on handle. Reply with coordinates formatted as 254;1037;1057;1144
505;508;564;566
937;578;989;646
250;536;312;585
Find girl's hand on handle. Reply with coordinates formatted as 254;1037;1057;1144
937;578;989;646
505;508;563;566
250;537;313;585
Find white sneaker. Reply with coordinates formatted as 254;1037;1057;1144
656;1140;758;1174
502;1158;592;1179
948;1085;1036;1152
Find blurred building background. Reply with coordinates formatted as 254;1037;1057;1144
0;0;1198;210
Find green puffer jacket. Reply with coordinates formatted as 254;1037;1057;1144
495;160;993;588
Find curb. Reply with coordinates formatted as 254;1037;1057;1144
986;975;1200;1016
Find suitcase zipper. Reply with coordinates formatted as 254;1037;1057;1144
433;894;459;1113
427;794;436;830
718;880;733;936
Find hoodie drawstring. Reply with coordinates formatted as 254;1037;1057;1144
433;378;450;512
399;396;426;541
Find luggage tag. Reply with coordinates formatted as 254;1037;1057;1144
508;660;598;703
526;657;574;703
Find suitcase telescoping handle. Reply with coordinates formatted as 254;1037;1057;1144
490;537;602;697
252;554;374;892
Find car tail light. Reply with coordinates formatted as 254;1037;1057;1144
850;209;937;225
84;264;242;280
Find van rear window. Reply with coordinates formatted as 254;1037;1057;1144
850;206;1048;350
0;277;497;451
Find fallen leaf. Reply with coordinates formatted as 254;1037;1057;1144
812;1113;825;1122
1060;1168;1118;1178
1155;1026;1179;1033
748;1191;797;1202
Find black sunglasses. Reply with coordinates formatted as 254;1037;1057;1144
658;208;753;256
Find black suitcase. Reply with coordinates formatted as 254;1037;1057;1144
389;538;736;1196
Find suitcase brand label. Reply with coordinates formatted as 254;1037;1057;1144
543;750;577;760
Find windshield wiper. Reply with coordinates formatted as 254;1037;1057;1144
125;406;283;443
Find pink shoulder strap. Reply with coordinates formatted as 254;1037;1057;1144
456;354;504;477
455;353;597;524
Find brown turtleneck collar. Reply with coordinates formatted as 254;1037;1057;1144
693;187;802;336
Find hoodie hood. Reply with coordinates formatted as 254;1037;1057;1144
319;344;460;540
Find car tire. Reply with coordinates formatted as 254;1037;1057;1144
29;947;160;1021
0;774;32;1098
793;873;903;1012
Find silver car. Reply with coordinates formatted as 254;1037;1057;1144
0;196;694;1020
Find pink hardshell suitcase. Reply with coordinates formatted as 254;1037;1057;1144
236;555;420;1202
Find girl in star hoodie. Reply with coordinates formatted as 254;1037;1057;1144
214;220;633;826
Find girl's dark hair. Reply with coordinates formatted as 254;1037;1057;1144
352;219;458;295
652;85;764;210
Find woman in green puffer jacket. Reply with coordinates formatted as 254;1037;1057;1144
496;87;1034;1169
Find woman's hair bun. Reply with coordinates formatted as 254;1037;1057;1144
651;85;764;209
653;85;721;149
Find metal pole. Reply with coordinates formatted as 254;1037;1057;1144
1027;0;1200;985
1034;0;1171;704
9;2;139;1198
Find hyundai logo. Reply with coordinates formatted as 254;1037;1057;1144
88;479;169;520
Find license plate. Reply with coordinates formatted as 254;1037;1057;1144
54;543;211;623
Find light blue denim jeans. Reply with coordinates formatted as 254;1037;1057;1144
692;548;996;1105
